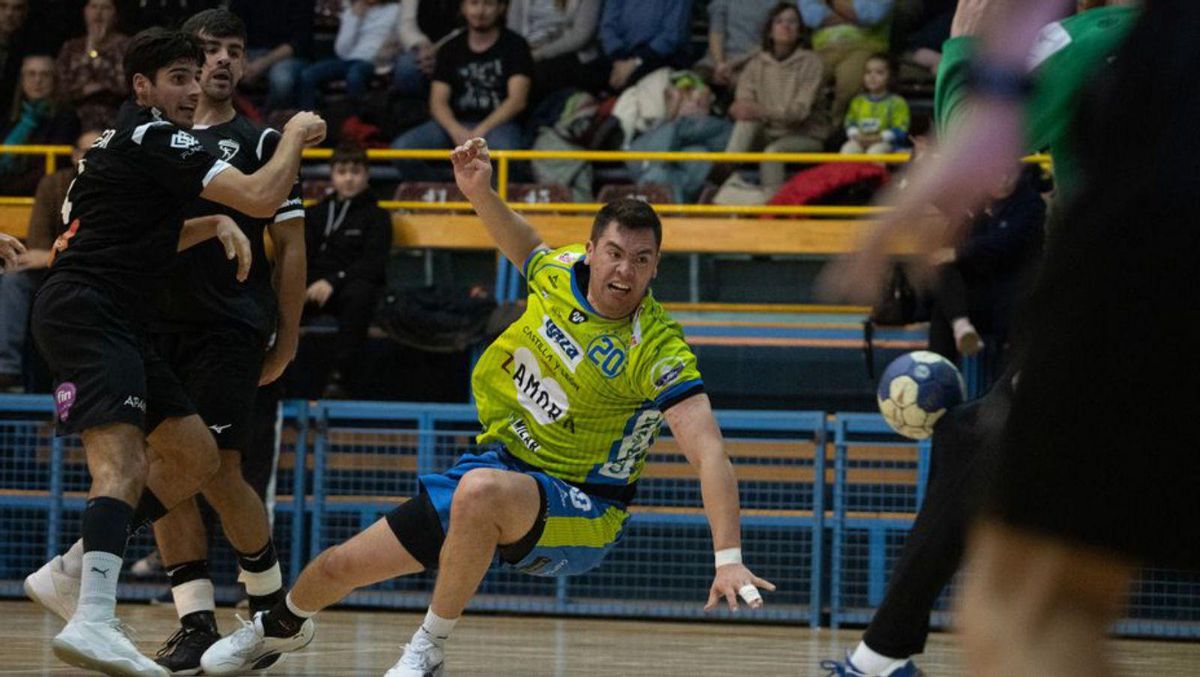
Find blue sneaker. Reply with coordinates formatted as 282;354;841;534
820;651;922;676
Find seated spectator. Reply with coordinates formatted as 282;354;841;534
623;70;732;203
0;0;29;109
304;142;393;398
230;0;314;112
601;0;694;92
724;3;829;195
391;0;531;177
0;54;80;196
56;0;129;130
507;0;605;99
840;53;908;154
926;166;1045;376
391;0;463;97
696;0;777;89
798;0;894;121
902;0;953;76
298;0;401;111
0;129;100;392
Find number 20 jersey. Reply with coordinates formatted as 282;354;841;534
472;245;704;487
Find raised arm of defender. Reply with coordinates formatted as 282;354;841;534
451;138;545;268
202;111;326;219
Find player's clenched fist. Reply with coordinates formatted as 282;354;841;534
451;138;493;199
285;111;327;147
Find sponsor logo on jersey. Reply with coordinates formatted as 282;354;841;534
631;306;644;347
512;347;570;424
538;316;583;372
170;130;201;151
508;417;541;454
54;382;77;421
599;409;662;480
569;309;587;324
217;139;241;161
547;274;559;289
123;396;147;412
556;251;582;265
652;357;687;389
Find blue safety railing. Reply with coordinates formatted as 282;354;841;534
1;394;1196;636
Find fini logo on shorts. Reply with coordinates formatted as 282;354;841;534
54;382;77;422
537;315;583;372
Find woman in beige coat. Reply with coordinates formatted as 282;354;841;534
724;3;831;194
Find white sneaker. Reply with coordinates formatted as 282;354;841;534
52;617;168;677
384;633;445;677
24;554;80;622
200;612;314;676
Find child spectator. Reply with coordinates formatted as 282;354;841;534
390;0;531;178
304;141;393;398
840;53;908;154
298;0;401;111
798;0;893;120
55;0;128;130
724;3;829;195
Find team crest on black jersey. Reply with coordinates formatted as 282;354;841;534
218;139;241;161
569;309;587;324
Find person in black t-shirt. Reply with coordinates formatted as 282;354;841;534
304;140;393;398
390;0;532;180
22;28;325;676
135;11;310;673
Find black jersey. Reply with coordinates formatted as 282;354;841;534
150;114;304;339
43;103;229;320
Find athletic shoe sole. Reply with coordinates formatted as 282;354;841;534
52;636;168;677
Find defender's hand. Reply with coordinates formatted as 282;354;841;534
705;563;776;612
285;111;327;147
451;138;493;199
214;216;252;282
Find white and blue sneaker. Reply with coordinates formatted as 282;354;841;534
384;632;445;677
200;612;314;676
820;651;922;676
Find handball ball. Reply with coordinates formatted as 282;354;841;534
876;351;966;440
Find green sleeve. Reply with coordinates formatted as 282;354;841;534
933;36;974;139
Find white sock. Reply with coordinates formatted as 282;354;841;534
417;608;458;643
285;592;316;619
850;642;908;676
76;551;123;621
172;579;216;619
62;539;84;578
238;562;283;597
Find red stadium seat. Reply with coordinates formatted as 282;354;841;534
595;183;674;204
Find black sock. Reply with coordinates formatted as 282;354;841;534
181;610;218;633
260;600;306;638
237;540;283;613
82;496;134;556
167;559;210;587
249;589;286;614
127;489;168;537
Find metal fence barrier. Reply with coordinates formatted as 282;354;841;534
0;394;1195;636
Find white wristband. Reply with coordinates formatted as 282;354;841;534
714;547;742;568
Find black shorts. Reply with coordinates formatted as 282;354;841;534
151;326;266;454
989;4;1200;570
31;281;195;435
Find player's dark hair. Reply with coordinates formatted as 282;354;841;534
124;28;204;91
181;8;247;42
331;140;368;167
590;198;662;250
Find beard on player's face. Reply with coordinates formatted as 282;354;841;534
197;32;245;104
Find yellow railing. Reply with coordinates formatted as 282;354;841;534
0;145;1052;215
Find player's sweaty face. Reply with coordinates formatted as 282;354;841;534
145;61;202;128
585;221;659;319
196;31;245;102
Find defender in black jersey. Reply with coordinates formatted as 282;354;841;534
146;11;309;672
22;29;325;676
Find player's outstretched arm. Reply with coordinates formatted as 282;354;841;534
178;214;252;282
451;138;545;268
664;393;776;611
202;111;326;218
0;233;25;271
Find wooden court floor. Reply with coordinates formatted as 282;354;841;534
3;600;1198;675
